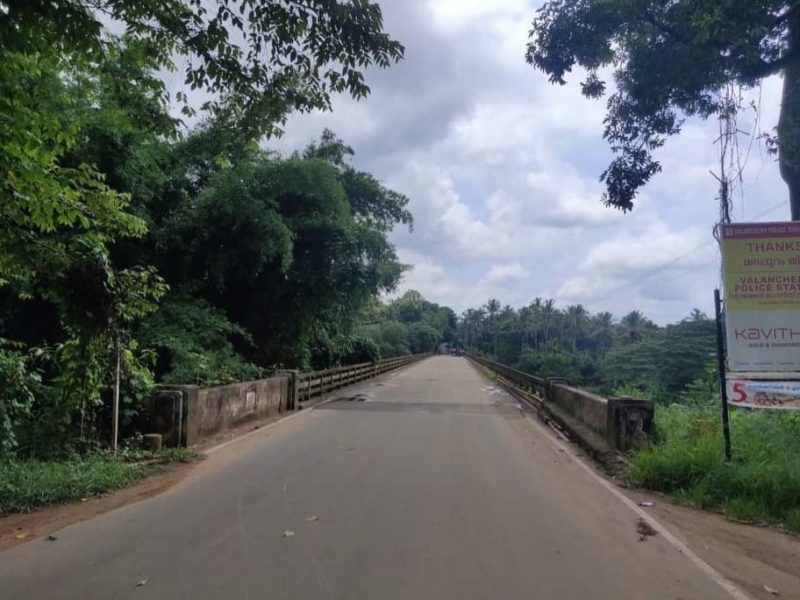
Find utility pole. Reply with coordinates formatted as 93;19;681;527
112;334;121;452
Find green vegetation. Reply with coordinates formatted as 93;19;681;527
355;291;458;359
527;0;800;219
628;400;800;533
0;448;196;513
0;0;409;479
460;299;715;402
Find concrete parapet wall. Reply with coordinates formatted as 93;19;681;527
151;377;287;447
192;377;288;443
466;353;654;453
547;383;609;437
149;354;431;447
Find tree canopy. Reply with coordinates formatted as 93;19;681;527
1;0;403;136
527;1;800;219
461;297;714;402
0;1;405;456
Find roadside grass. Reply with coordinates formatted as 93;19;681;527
627;404;800;533
0;448;197;514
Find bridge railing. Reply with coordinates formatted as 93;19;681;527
464;351;653;454
296;353;429;404
464;352;546;399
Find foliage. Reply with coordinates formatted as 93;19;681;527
527;0;800;218
408;323;440;354
0;50;148;287
156;145;407;369
1;0;404;138
628;397;800;533
0;342;39;455
601;315;716;401
0;449;196;513
0;1;406;459
340;336;381;365
350;291;458;359
135;297;262;385
461;298;716;403
515;350;597;383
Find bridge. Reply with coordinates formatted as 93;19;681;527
0;357;740;599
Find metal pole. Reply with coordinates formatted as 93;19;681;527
112;336;121;453
714;289;732;462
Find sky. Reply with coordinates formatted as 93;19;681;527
265;0;790;324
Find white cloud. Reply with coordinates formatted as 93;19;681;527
388;161;512;264
482;262;530;286
266;0;788;324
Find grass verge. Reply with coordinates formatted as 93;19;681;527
626;404;800;533
0;448;196;514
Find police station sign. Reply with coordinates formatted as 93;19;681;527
721;222;800;372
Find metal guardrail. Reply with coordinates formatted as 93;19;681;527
296;353;429;403
465;352;546;399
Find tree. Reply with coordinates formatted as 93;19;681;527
1;0;403;138
408;323;439;354
485;298;501;355
590;311;615;357
619;310;654;344
564;304;588;353
158;151;405;368
527;1;800;220
303;130;413;232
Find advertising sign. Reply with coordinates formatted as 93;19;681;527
721;222;800;372
726;378;800;410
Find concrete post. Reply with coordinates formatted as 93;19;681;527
608;397;655;452
543;378;571;404
278;370;299;411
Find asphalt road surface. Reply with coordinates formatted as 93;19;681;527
0;357;739;599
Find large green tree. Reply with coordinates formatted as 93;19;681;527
1;0;403;136
527;1;800;219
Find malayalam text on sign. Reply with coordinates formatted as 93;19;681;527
721;222;800;372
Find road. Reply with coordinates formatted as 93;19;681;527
0;357;739;599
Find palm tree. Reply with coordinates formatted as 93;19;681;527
591;311;614;356
518;305;533;352
541;298;557;350
485;298;501;356
564;304;588;353
619;310;652;344
528;298;543;349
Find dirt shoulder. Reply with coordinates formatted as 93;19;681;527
623;488;800;600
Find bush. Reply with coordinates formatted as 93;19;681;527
0;343;37;456
0;449;195;513
514;350;597;385
136;297;262;385
340;335;380;365
0;456;146;513
627;403;800;532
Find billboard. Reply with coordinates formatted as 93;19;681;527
721;222;800;372
726;378;800;410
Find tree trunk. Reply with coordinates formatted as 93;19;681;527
779;11;800;221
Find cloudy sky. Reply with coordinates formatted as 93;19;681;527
269;0;790;324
